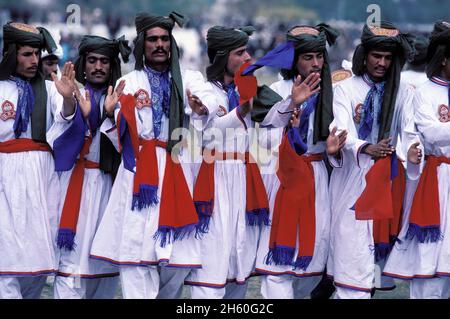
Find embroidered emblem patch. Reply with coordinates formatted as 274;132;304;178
0;100;15;121
289;26;320;36
331;69;352;84
216;105;227;117
354;103;363;124
134;89;151;109
438;104;450;123
369;26;399;37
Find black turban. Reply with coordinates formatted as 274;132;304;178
352;21;414;142
74;35;131;87
132;12;185;153
206;26;255;82
281;23;339;143
426;21;450;78
0;22;57;142
72;35;131;177
409;35;429;66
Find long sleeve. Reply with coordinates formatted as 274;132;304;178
260;97;292;128
332;83;369;166
399;86;424;179
414;89;450;148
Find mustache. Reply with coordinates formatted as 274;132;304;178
91;71;106;76
152;49;168;55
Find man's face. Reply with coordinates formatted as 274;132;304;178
41;56;59;80
296;51;324;80
144;27;171;67
16;45;40;79
84;52;111;86
366;50;393;81
225;45;251;78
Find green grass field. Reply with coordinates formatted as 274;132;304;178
41;276;410;299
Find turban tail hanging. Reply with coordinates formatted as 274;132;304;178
243;23;339;143
426;21;450;79
352;22;414;142
72;34;133;177
206;25;255;82
132;12;185;153
0;22;57;142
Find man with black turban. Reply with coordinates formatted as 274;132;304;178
401;34;429;88
0;22;62;298
89;12;216;299
383;21;450;299
44;34;131;299
327;22;415;299
240;23;347;299
182;25;271;299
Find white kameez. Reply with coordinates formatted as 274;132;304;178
0;80;61;298
327;75;413;297
46;88;119;299
185;82;259;299
89;69;208;298
383;80;450;298
254;79;330;299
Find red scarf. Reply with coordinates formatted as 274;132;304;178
354;155;406;261
117;94;199;247
406;155;447;243
193;149;270;234
266;134;322;270
0;138;51;153
57;136;100;250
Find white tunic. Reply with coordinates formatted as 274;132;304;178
0;80;61;275
185;81;260;288
327;75;414;292
46;88;118;278
383;79;450;279
89;69;211;269
254;79;331;278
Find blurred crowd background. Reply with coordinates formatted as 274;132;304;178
1;0;449;83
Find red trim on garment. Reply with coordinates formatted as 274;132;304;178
356;142;370;168
0;269;57;276
255;268;323;278
183;280;227;289
334;281;372;292
383;272;450;279
89;255;202;269
56;271;120;279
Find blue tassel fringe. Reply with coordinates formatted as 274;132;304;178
57;228;76;251
293;256;312;270
265;246;295;266
153;223;197;247
405;223;443;243
132;184;159;210
246;208;271;227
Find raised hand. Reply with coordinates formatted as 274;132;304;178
187;89;207;115
105;80;126;118
326;126;348;156
52;62;76;99
290;72;321;108
73;86;91;119
289;108;302;128
407;141;422;164
363;137;395;159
